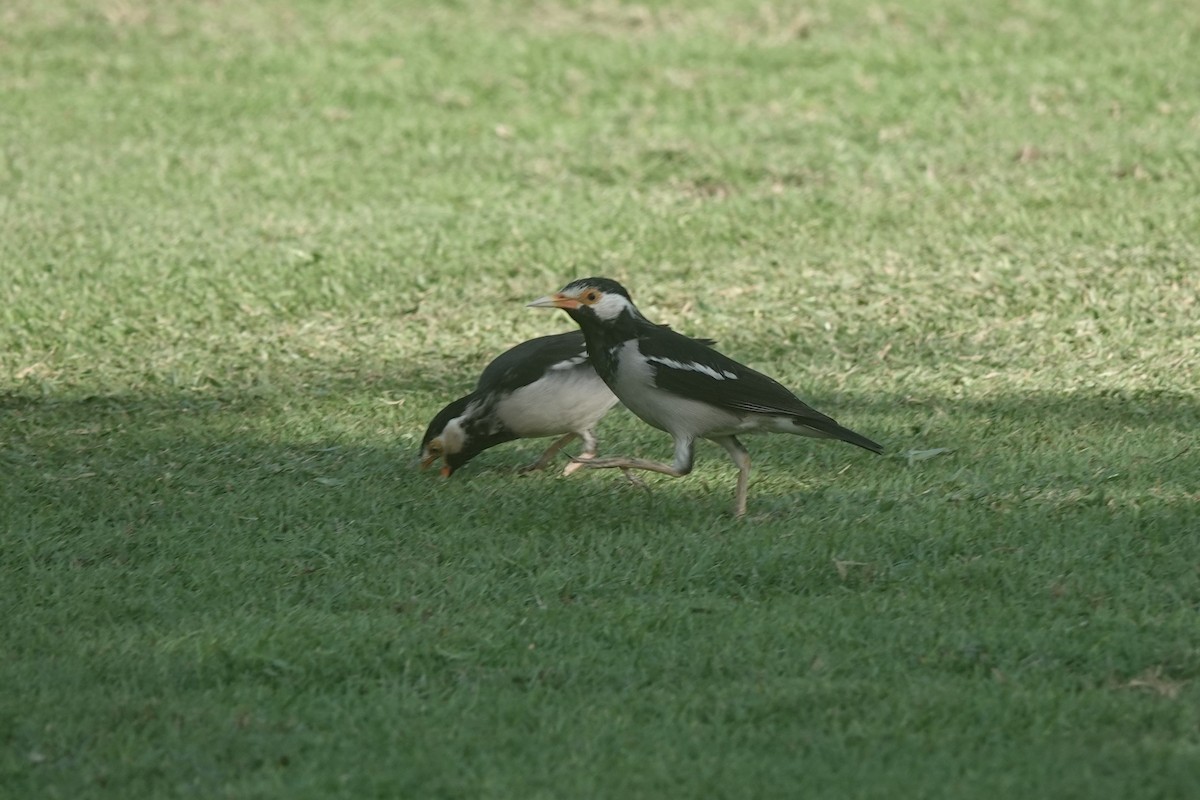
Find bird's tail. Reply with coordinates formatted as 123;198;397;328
789;415;884;454
828;424;884;454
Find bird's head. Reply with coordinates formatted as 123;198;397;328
419;396;482;477
526;277;637;326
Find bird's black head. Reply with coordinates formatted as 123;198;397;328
420;394;517;477
420;394;472;476
526;277;640;328
561;277;632;302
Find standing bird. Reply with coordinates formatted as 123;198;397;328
420;331;619;477
527;277;882;516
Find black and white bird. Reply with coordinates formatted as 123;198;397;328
420;331;619;477
527;277;883;516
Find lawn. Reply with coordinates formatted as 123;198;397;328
2;0;1198;796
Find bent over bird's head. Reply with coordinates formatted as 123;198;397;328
419;395;476;477
419;395;514;477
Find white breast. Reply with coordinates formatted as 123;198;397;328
494;367;618;438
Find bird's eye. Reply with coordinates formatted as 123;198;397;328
583;290;600;304
428;442;442;455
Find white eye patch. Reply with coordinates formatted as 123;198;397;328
589;291;633;321
440;418;467;453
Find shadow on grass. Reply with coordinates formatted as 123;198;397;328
2;383;1196;543
3;383;1197;746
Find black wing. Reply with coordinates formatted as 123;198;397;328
638;324;882;452
476;331;590;394
478;329;715;395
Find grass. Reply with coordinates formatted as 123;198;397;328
2;0;1199;796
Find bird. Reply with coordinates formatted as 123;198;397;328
420;331;620;477
527;277;882;516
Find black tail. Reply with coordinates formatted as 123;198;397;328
795;415;884;454
831;424;884;454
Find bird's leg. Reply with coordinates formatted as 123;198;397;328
576;436;695;481
518;432;578;474
714;435;751;518
579;456;688;475
561;429;598;476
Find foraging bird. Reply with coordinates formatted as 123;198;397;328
527;277;883;516
420;331;619;477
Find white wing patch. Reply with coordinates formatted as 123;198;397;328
647;355;738;381
547;354;588;371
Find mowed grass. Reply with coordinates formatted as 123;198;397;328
2;0;1199;796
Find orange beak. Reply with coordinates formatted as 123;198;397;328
527;292;580;310
420;454;453;477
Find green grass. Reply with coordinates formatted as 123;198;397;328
3;0;1199;796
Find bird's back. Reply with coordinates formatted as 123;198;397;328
634;323;882;453
476;331;590;394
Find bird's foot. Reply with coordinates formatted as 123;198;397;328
566;455;646;488
561;453;595;476
572;456;633;470
620;468;648;489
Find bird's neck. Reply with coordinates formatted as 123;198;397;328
463;411;517;450
574;309;640;383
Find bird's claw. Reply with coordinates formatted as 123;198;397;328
562;454;596;476
620;468;648;489
563;456;644;489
